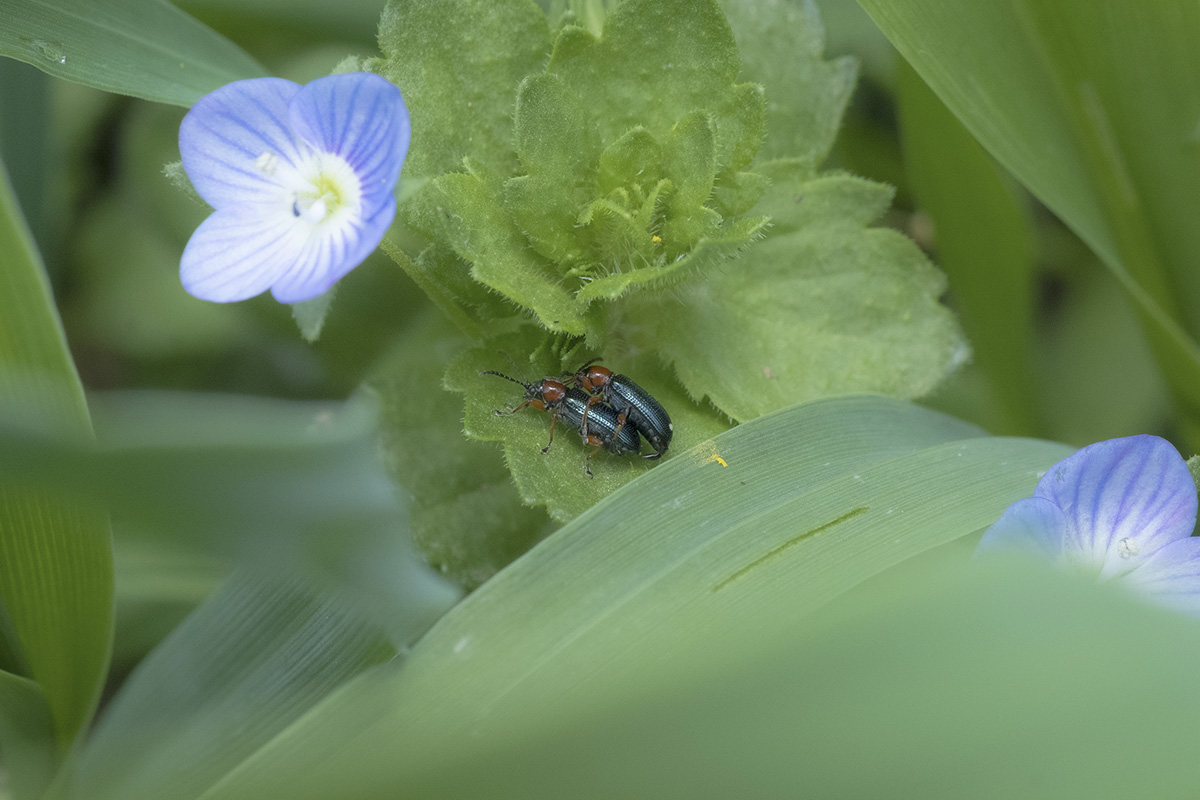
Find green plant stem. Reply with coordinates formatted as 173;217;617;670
379;236;485;343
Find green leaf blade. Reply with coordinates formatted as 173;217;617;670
0;0;267;106
374;398;1060;762
180;397;1075;799
0;389;461;797
0;667;56;800
0;493;112;753
896;58;1041;436
858;0;1200;446
70;573;393;800
0;158;112;754
399;557;1200;799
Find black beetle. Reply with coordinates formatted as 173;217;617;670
565;360;673;459
482;371;640;476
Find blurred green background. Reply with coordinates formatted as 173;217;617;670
0;1;1195;796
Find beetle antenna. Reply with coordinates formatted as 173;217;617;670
480;370;531;390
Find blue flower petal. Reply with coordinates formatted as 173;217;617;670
1123;536;1200;617
289;74;410;204
1033;435;1196;578
180;203;304;302
977;496;1065;559
180;78;305;208
267;195;397;304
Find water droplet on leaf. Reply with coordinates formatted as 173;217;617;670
25;39;66;65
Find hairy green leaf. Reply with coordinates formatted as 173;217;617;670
513;72;600;180
384;0;868;369
712;167;771;217
719;0;857;165
386;0;959;528
373;0;551;178
655;163;967;421
573;213;769;305
546;0;740;148
503;72;601;264
659;110;720;252
497;0;772;303
369;312;557;589
407;170;587;335
714;82;767;175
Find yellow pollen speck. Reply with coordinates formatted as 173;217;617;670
651;235;662;243
690;440;729;468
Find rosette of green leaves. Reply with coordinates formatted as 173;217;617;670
385;0;772;335
369;0;966;582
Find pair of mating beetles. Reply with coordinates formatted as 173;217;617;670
484;361;673;476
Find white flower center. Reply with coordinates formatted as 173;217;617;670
255;148;363;229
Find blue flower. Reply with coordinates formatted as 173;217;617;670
979;435;1200;616
178;73;409;303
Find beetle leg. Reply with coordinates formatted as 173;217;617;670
495;399;534;416
582;434;604;478
580;395;603;441
611;407;629;439
541;412;558;454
